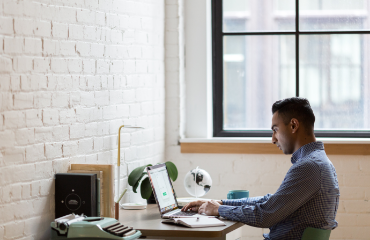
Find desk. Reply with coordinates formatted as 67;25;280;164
119;205;244;240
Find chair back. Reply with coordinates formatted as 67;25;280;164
301;227;331;240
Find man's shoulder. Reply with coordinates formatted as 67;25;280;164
289;157;322;175
298;148;328;165
304;149;332;167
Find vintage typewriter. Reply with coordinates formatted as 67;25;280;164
51;214;141;240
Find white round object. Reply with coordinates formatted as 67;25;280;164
184;167;212;198
121;203;147;210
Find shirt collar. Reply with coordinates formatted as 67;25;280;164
291;141;324;164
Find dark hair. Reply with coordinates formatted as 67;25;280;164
272;97;315;129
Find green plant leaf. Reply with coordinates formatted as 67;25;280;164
165;161;178;182
132;180;140;193
140;177;153;199
132;172;146;193
128;164;152;186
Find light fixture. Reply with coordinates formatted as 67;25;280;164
116;125;144;204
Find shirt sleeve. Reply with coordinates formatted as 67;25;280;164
218;160;321;228
222;194;272;206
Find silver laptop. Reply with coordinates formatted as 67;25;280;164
147;164;199;218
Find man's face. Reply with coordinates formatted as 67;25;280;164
271;111;295;154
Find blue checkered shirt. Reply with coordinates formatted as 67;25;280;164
219;141;340;240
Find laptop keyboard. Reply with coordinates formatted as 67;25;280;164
169;211;197;217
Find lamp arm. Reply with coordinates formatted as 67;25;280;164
117;125;125;167
116;125;125;202
116;125;143;204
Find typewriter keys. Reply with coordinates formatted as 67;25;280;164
103;222;136;237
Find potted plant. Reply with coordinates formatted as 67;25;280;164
128;161;178;203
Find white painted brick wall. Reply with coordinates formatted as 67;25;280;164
164;1;370;240
0;0;165;239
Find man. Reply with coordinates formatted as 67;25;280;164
182;97;340;240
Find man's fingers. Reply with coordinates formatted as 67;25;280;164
198;205;205;214
181;200;203;212
183;202;196;210
181;203;190;211
190;206;199;212
183;205;192;211
198;202;207;215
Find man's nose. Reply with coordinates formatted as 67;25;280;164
272;134;277;144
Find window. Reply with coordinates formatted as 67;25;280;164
212;0;370;138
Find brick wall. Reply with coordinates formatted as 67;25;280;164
0;0;165;239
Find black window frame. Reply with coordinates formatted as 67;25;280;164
212;0;370;138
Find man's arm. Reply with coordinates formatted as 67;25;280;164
218;160;321;228
182;196;270;212
221;195;272;207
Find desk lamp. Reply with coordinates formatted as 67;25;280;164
116;125;143;206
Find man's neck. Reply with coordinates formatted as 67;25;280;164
293;134;316;153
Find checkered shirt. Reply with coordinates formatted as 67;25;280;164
219;141;340;240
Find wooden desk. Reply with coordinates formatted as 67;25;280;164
119;205;244;240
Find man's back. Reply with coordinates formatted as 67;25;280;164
218;142;340;240
267;142;340;239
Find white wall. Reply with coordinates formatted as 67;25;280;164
165;1;370;240
165;0;185;145
184;0;213;138
0;0;165;239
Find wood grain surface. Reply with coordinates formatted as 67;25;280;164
181;142;370;155
119;205;244;238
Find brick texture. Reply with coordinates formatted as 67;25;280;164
4;0;369;240
0;0;165;239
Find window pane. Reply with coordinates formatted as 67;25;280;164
223;0;296;32
300;0;370;31
223;35;296;130
299;34;370;130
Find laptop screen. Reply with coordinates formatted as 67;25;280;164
147;164;178;214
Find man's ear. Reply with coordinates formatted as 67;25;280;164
291;118;299;133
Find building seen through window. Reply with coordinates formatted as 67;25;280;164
221;0;370;134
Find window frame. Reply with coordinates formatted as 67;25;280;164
212;0;370;138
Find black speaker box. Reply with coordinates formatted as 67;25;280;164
55;173;97;218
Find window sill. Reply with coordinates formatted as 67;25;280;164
180;138;370;155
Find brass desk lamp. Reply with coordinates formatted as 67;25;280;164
115;125;143;219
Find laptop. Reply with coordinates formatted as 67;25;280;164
147;164;199;218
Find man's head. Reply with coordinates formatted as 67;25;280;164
271;97;315;154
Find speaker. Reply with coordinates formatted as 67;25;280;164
55;173;97;218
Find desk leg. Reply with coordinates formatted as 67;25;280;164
226;227;242;240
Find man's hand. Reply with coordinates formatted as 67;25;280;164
181;200;207;212
198;200;221;216
181;200;223;213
